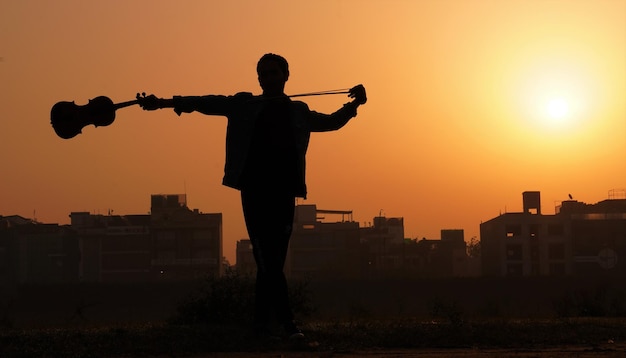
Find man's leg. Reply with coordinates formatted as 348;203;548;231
241;189;296;333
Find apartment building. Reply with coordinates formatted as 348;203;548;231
235;204;362;279
150;194;223;280
0;215;79;284
71;194;223;282
480;190;626;277
288;204;361;279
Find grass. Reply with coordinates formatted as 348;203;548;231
2;274;626;357
1;318;626;357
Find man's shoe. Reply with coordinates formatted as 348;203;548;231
289;329;305;340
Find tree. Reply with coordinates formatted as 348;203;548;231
467;236;481;259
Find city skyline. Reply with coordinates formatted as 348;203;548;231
2;188;625;264
1;1;624;267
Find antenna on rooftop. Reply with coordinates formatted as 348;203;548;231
609;189;626;199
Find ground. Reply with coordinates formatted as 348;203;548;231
200;343;626;357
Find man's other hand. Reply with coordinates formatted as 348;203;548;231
137;93;161;111
349;84;367;105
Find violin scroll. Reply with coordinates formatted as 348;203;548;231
136;92;163;111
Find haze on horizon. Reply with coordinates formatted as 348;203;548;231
1;0;625;263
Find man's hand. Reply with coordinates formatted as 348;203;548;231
136;93;161;111
349;84;367;105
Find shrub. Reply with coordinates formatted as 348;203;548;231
553;284;626;318
428;297;465;325
170;270;315;326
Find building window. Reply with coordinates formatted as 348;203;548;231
506;225;522;238
506;244;523;261
529;224;540;239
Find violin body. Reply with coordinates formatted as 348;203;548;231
51;96;141;139
51;96;117;139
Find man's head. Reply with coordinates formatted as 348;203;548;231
257;53;289;96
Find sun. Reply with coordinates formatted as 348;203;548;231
537;93;579;131
512;60;594;134
545;97;570;122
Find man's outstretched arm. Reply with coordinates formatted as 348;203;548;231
137;93;237;116
137;94;174;111
308;84;367;132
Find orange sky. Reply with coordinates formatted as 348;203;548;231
1;0;625;264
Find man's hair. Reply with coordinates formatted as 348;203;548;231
257;53;289;76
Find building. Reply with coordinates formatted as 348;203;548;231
0;215;79;284
359;215;405;276
480;190;626;277
439;229;469;276
235;204;362;279
150;194;223;280
234;204;471;279
71;212;152;282
0;194;222;285
561;191;626;276
368;229;468;278
71;194;223;282
288;204;361;279
235;239;255;276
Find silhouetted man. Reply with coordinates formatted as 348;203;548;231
140;53;367;340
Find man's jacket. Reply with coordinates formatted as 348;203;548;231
172;92;358;198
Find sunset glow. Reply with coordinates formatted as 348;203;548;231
1;0;624;263
546;98;569;121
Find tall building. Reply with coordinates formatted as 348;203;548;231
480;190;626;277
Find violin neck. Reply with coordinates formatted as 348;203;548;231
114;99;139;110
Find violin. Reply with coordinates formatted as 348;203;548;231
50;94;146;139
50;87;361;139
